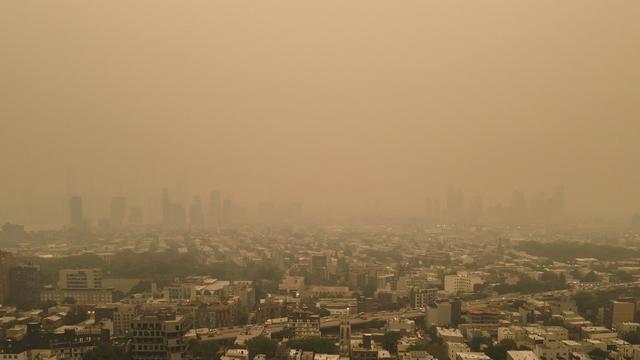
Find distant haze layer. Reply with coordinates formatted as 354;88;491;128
1;1;639;226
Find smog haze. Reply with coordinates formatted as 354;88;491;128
2;1;640;226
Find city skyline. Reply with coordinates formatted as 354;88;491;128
1;2;640;360
53;184;569;229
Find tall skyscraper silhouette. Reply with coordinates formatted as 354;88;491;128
221;198;232;225
207;190;221;226
189;196;204;228
510;190;527;223
424;197;433;221
110;196;126;227
446;185;465;222
69;196;84;228
162;188;169;225
129;207;143;225
469;195;484;221
160;188;186;228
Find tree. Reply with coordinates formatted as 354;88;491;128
406;342;429;351
621;330;640;345
540;271;558;282
572;291;617;321
247;336;278;360
363;283;377;297
427;326;443;344
484;340;518;360
406;341;447;360
40;300;57;311
382;332;402;354
470;336;491;352
190;340;220;360
588;348;608;360
84;343;130;360
113;290;125;302
429;343;449;360
128;280;152;295
614;270;633;283
582;271;600;283
288;337;337;354
64;310;88;325
493;273;567;295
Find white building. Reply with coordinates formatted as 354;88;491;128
447;342;470;360
437;328;464;343
386;318;416;333
506;351;540;360
58;269;103;289
444;273;482;294
456;352;492;360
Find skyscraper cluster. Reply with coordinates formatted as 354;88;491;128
161;189;251;228
109;196;126;228
68;195;144;230
425;185;483;224
176;190;237;228
66;189;304;230
425;185;565;224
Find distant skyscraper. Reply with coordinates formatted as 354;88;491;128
510;190;527;223
550;186;565;216
221;198;232;225
69;196;84;228
446;185;465;222
425;197;433;221
129;207;143;225
161;188;187;228
279;202;302;222
110;196;126;227
172;205;187;228
469;195;484;221
189;197;204;228
207;191;221;226
530;192;547;222
433;199;441;221
162;188;169;225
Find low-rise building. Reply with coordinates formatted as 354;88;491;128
437;328;464;343
447;342;470;360
507;351;540;360
456;352;492;360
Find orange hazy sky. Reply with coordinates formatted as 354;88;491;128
1;1;639;225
